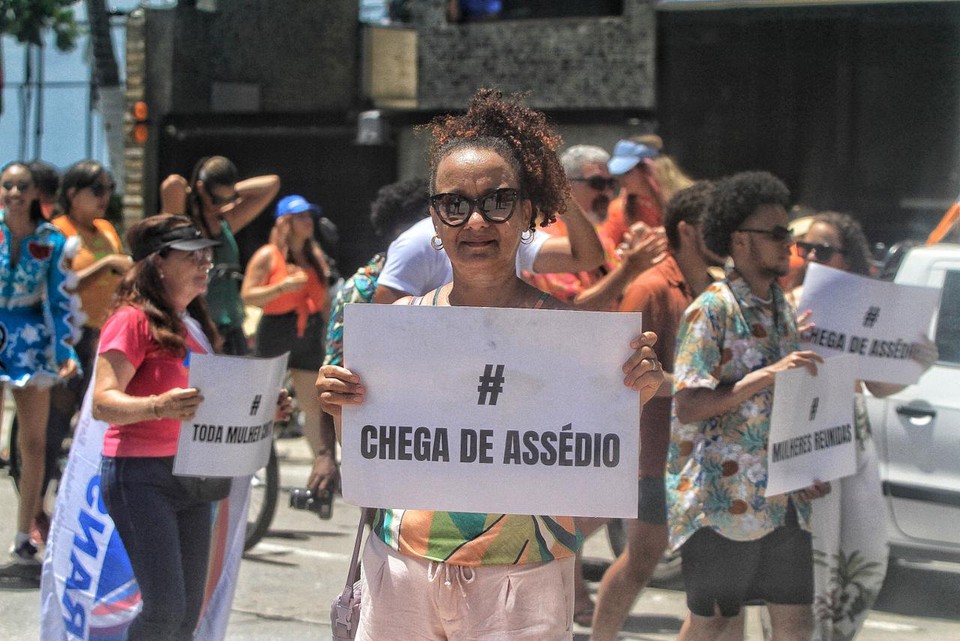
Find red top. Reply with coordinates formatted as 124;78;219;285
620;255;693;476
100;305;209;457
600;192;663;247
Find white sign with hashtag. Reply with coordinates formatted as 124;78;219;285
797;263;940;385
341;304;643;517
765;354;858;496
173;352;289;477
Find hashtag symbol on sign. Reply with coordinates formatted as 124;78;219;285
477;364;505;406
863;306;880;328
250;394;262;416
809;397;819;421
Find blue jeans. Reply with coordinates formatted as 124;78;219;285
100;456;212;641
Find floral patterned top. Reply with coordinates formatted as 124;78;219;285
323;253;385;367
666;264;812;550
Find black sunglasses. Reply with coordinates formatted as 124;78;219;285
429;188;521;227
570;176;618;192
2;181;32;192
796;240;843;262
206;185;241;206
737;225;794;243
87;182;116;198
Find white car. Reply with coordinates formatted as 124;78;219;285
867;243;960;563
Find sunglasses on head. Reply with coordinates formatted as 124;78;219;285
796;240;843;262
737;225;794;243
2;181;32;192
87;182;116;198
429;188;521;227
571;176;618;192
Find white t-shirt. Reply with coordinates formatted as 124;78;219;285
377;217;548;296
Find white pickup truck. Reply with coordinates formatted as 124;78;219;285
867;242;960;562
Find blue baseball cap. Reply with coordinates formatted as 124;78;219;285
276;194;321;218
607;140;660;176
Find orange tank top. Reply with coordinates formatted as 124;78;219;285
261;244;328;336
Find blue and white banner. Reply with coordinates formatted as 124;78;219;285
39;370;250;640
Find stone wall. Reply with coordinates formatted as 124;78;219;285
408;0;656;111
147;2;359;116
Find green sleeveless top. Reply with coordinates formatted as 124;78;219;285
205;220;246;328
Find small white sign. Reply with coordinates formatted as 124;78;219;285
341;304;642;517
765;354;858;496
798;263;940;385
173;352;289;477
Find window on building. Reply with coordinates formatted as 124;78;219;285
448;0;623;23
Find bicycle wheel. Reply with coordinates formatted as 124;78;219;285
245;441;279;551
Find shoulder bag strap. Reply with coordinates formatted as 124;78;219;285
342;507;369;591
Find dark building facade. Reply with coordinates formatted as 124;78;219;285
129;1;960;272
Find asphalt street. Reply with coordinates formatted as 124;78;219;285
2;428;960;640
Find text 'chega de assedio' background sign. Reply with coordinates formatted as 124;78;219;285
341;304;642;517
798;263;940;385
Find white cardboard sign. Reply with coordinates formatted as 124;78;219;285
173;352;289;477
341;304;642;517
797;263;939;385
765;354;858;496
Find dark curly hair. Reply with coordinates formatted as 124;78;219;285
810;211;873;276
664;180;715;250
424;88;568;230
369;177;429;238
703;171;791;257
113;214;222;356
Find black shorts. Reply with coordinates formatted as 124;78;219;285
638;476;667;525
255;312;325;371
680;507;813;617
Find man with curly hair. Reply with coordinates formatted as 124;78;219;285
667;171;830;641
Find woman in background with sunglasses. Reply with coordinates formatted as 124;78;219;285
790;212;937;641
160;156;280;355
29;161;135;545
317;89;664;640
242;195;337;490
0;161;81;574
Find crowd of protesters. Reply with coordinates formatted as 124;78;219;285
0;86;950;641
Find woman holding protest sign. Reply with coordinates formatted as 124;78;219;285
789;212;938;641
316;89;664;640
88;213;288;641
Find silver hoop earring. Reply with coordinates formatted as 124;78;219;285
520;229;534;245
431;234;444;251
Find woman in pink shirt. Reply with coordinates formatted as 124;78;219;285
92;214;222;641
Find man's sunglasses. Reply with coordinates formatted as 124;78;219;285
570;176;618;192
429;188;521;227
2;181;32;192
796;240;844;262
87;182;116;198
737;225;794;243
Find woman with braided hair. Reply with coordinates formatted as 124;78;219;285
317;89;664;640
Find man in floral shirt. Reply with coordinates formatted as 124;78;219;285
667;171;830;641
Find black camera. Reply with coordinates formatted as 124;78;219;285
289;488;333;519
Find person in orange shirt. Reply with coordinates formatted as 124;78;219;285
241;195;338;491
601;140;665;247
42;160;132;542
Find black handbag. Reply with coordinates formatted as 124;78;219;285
175;475;233;502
